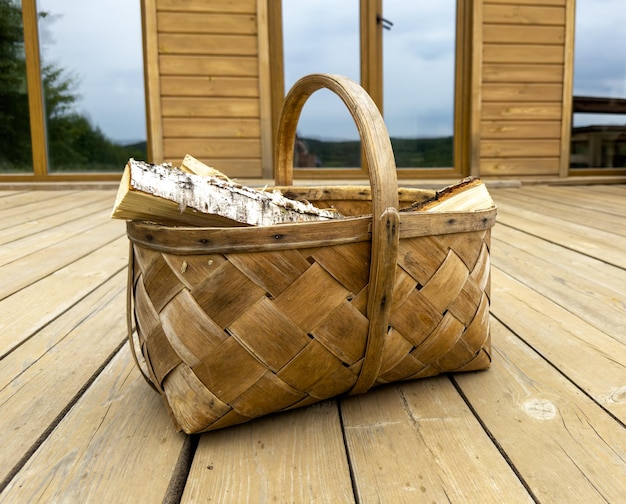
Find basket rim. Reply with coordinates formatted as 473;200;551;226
126;206;496;255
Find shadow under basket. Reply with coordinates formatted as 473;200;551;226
125;74;496;434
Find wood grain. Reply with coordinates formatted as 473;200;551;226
181;402;355;503
481;120;561;139
157;12;257;34
0;348;186;503
341;379;533;502
481;102;562;120
482;83;563;102
483;4;566;25
483;24;565;44
158;34;257;56
160;76;259;97
482;63;564;83
483;44;564;64
156;0;255;13
480;139;561;157
455;318;626;503
0;273;127;484
480;157;560;176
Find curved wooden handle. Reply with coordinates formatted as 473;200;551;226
274;74;400;394
127;242;159;393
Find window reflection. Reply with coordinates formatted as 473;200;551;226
38;0;146;172
383;0;455;168
571;0;626;169
0;0;33;173
283;0;361;169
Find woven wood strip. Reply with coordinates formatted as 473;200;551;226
131;225;492;433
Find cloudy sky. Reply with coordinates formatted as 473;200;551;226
572;0;626;127
36;0;625;143
283;0;456;140
38;0;145;144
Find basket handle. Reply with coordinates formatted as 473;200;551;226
127;242;159;393
275;74;400;395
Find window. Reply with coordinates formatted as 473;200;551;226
282;0;361;170
383;0;456;170
0;0;145;178
280;0;466;178
570;0;626;172
0;0;33;173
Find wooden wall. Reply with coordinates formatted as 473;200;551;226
142;0;578;181
143;0;272;177
477;0;573;178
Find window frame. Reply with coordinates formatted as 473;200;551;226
270;0;474;180
0;0;134;182
564;0;626;176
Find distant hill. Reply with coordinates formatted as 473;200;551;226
297;136;453;168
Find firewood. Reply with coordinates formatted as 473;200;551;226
179;154;232;181
111;158;342;227
405;177;495;213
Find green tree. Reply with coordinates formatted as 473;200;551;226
0;0;145;173
0;0;32;170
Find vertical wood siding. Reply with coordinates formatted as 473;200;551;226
479;0;568;177
151;0;264;176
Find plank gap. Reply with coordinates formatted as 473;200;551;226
162;435;200;504
494;221;626;272
449;374;541;503
0;337;127;494
489;312;626;430
336;400;361;504
0;265;128;360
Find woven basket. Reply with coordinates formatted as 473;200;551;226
126;74;496;434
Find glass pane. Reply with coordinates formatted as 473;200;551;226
38;0;146;172
283;0;361;169
383;0;456;168
0;0;33;173
571;0;626;169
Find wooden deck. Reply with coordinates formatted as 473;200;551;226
0;184;624;503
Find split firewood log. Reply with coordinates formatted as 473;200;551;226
111;157;342;227
404;177;495;213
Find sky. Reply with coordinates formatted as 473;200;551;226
283;0;457;140
571;0;626;127
35;0;626;144
38;0;146;144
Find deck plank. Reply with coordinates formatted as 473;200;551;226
492;224;626;294
495;187;626;236
182;401;355;503
0;347;186;503
0;235;128;357
526;185;626;217
0;272;127;485
494;199;626;268
491;229;626;343
0;185;624;502
571;183;626;199
0;190;25;200
0;190;74;212
0;219;125;299
491;268;626;422
455;318;626;503
0;195;115;247
340;378;533;503
0;191;101;228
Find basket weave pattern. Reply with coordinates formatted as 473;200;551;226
127;74;495;433
131;228;491;433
